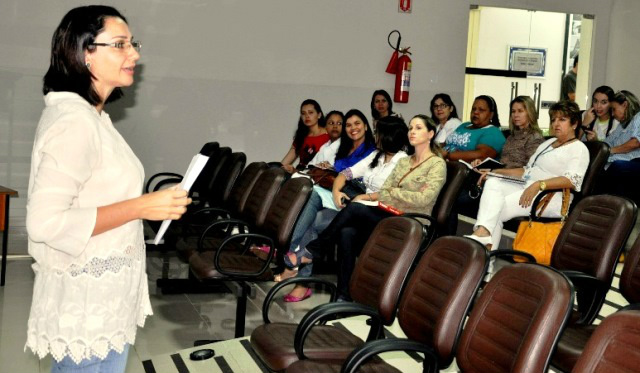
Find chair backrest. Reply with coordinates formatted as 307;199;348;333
199;141;219;156
348;216;424;325
456;264;573;373
202;146;232;193
192;144;225;194
580;141;610;198
551;195;636;281
396;236;488;367
571;310;640;373
261;178;313;249
620;233;640;304
207;152;247;206
241;167;287;228
432;161;469;235
227;162;269;215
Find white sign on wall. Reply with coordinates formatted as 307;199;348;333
508;46;547;77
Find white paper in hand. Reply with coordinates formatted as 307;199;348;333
153;153;209;245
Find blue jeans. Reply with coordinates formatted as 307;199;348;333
289;191;323;252
297;208;339;277
51;345;130;373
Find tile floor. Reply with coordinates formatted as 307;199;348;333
0;224;634;373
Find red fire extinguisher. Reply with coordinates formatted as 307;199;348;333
394;48;412;103
385;30;412;103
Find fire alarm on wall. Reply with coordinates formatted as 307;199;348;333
399;0;412;13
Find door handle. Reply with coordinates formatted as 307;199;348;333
533;83;542;118
511;82;519;101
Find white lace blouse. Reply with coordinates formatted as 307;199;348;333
25;92;151;363
523;138;590;191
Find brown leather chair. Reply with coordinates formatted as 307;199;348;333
250;216;426;372
188;176;313;337
283;236;488;373
405;160;469;246
571;310;640;373
156;165;281;293
329;263;573;373
494;195;636;326
552;232;640;373
144;141;219;194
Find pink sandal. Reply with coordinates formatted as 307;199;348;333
283;287;312;302
250;245;276;260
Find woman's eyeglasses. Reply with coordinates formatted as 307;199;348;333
432;104;449;110
91;40;142;52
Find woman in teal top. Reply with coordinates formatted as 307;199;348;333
443;95;506;162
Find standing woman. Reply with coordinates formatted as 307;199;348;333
430;93;462;145
582;85;619;141
280;99;329;173
25;6;191;372
370;89;400;131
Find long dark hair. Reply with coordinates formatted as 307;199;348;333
293;99;325;151
475;95;501;127
429;93;459;122
336;109;376;160
44;6;127;105
587;85;616;136
410;114;443;157
369;116;410;168
370;90;394;120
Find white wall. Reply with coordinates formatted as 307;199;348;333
0;0;628;253
606;0;640;92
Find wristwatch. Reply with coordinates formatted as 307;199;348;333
539;181;547;191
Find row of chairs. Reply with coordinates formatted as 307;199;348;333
146;141;638;372
248;191;640;373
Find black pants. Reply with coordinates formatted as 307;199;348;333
307;202;393;299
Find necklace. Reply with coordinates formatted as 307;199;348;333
531;137;577;168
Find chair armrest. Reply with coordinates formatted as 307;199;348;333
490;249;537;263
145;172;183;193
294;302;384;360
214;233;273;278
198;218;251;251
400;213;434;247
561;270;608;325
261;277;338;324
341;338;439;373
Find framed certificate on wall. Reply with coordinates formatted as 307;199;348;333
508;46;547;77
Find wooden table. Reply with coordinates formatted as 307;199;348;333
0;186;18;286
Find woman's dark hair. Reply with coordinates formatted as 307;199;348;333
325;110;344;123
475;95;501;127
587;85;616;136
369;116;410;168
336;109;376;160
410;114;443;157
549;100;582;137
612;90;640;128
293;99;325;151
43;5;127;105
370;90;394;120
429;93;459;122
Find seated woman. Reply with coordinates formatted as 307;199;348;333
307;110;344;168
581;86;619;141
280;99;329;173
430;93;462;145
466;101;590;250
442;94;506;162
370;89;401;132
279;116;410;301
601;90;640;204
256;110;375;288
457;96;545;218
284;114;447;301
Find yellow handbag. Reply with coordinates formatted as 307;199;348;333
512;188;571;265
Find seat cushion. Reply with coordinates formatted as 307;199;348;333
552;324;597;373
286;356;398;373
250;323;364;371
